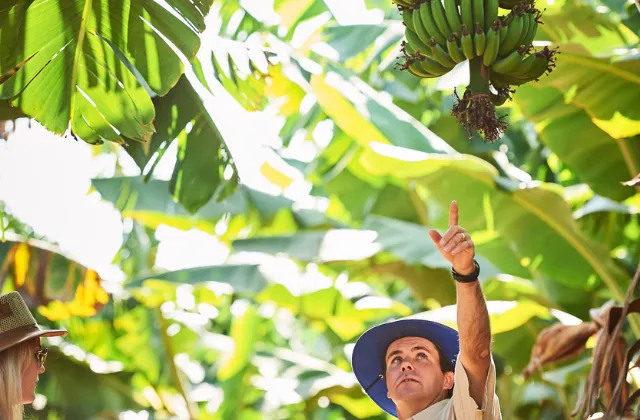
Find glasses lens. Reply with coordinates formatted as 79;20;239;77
36;348;48;367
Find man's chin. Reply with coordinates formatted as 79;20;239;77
394;383;426;398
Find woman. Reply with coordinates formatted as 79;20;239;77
0;291;66;419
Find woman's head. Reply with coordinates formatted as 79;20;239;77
0;291;67;420
0;337;45;419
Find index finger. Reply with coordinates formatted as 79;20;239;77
449;200;459;227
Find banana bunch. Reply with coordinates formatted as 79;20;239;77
397;0;557;142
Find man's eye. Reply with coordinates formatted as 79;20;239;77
392;356;402;364
417;352;427;359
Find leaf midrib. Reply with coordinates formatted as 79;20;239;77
69;0;93;123
561;54;640;86
449;165;628;305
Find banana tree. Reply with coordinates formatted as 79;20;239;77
0;0;214;144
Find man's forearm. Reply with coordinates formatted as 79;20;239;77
456;280;492;408
457;280;492;362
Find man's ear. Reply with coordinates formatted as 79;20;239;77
443;371;454;390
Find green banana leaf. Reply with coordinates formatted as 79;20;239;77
39;346;140;418
121;73;237;214
354;144;632;317
535;50;640;139
91;176;343;234
126;264;269;294
321;24;389;62
0;234;108;320
515;85;640;201
310;66;456;153
0;0;213;144
125;262;412;341
538;0;638;55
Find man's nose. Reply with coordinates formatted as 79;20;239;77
401;362;413;371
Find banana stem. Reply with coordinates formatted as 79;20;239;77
469;57;490;94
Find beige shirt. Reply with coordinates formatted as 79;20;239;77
412;354;502;420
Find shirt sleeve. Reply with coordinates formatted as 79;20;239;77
451;353;502;420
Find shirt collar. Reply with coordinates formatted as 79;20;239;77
410;399;449;420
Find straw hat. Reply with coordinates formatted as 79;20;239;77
0;291;67;353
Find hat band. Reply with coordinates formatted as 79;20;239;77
0;324;41;352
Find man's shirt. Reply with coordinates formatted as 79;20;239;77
412;354;502;420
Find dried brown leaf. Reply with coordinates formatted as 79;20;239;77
523;321;598;378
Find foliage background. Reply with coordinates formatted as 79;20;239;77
0;0;639;418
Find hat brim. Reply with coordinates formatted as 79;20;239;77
351;318;459;417
0;325;67;353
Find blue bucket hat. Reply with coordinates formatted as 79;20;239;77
351;318;460;417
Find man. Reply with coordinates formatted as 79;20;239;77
352;201;501;419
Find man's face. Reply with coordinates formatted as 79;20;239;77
384;336;454;406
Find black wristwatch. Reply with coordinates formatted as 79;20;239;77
451;259;480;283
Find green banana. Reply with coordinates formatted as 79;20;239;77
503;53;537;76
407;62;433;78
483;21;500;66
498;16;509;43
473;0;484;33
403;41;416;56
490;89;509;106
431;0;453;39
490;46;525;74
447;33;466;63
474;24;486;56
413;6;432;45
490;74;510;88
406;28;432;56
420;1;448;46
402;8;417;33
419;55;452;75
522;11;538;47
498;9;523;57
429;37;457;67
517;52;551;80
484;0;498;31
444;0;463;33
517;9;531;48
497;0;531;9
492;53;550;85
460;24;475;59
460;0;474;34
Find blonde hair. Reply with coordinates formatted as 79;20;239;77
0;339;35;420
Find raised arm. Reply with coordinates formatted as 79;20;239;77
428;201;492;408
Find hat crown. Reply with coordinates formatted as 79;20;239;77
0;292;38;335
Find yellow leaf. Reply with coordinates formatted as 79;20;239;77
326;316;365;341
275;0;312;28
260;161;294;190
592;112;640;139
330;393;383;419
311;72;389;147
265;66;305;117
38;300;72;322
13;243;30;287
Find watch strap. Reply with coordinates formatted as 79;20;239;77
451;259;480;283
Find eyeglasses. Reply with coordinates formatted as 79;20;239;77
35;347;48;369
